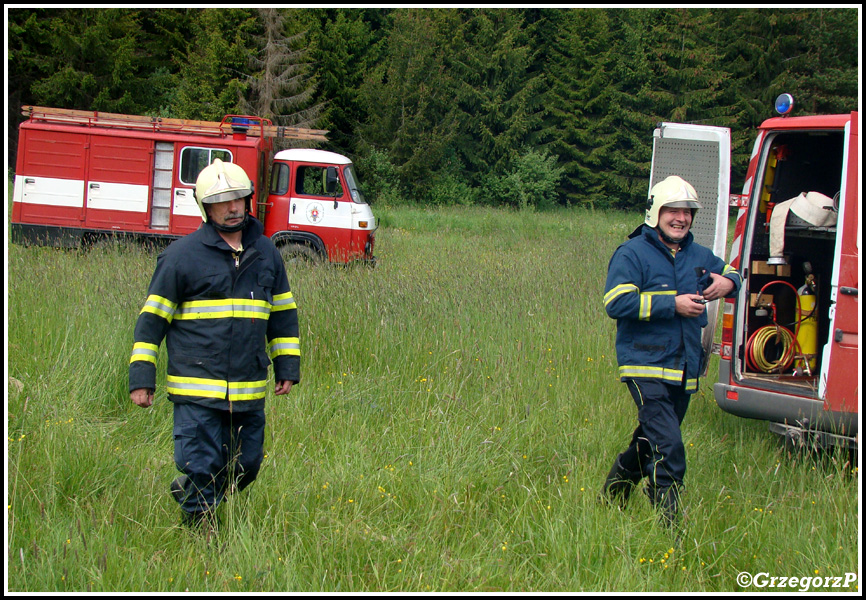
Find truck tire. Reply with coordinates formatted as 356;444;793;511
280;242;323;265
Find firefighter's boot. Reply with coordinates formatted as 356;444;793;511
601;453;643;508
173;476;219;533
180;509;220;533
171;475;189;505
648;484;682;532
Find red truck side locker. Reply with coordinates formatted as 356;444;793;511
13;124;88;228
84;133;154;231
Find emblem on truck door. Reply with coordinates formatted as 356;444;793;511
306;202;324;224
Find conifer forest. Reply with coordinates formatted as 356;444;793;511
7;7;860;210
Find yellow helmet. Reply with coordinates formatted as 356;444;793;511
194;159;253;222
645;176;701;228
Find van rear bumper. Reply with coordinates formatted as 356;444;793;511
714;381;858;448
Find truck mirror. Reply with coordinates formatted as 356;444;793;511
325;166;339;196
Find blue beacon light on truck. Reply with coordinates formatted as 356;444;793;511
774;93;794;116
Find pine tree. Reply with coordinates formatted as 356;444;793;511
642;9;730;125
358;9;461;191
713;9;821;184
592;8;661;208
14;8;177;115
776;8;859;115
8;8;55;165
8;8;190;164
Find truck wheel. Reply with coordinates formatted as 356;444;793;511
280;243;322;265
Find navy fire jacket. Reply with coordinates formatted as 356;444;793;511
129;217;299;411
603;225;741;393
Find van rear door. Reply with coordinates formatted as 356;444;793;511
650;123;732;374
819;112;859;414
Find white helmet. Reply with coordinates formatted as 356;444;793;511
194;159;253;222
645;176;701;228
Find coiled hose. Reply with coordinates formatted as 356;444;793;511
745;280;804;374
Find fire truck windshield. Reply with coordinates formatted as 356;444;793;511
344;164;367;204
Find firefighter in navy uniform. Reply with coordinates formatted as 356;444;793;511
129;159;299;528
601;176;741;530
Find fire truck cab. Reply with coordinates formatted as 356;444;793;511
265;148;376;264
11;106;376;265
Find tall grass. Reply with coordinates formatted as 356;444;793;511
6;206;858;592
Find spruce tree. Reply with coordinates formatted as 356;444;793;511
358;9;460;192
543;9;617;208
448;9;545;186
170;8;258;121
311;9;385;156
241;8;322;150
594;8;660;208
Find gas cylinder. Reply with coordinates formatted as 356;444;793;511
795;272;818;375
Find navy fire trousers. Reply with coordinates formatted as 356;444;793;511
172;402;266;514
618;378;691;489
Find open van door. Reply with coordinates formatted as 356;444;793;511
650;123;732;374
819;112;859;417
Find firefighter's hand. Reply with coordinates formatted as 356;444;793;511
131;388;154;408
675;294;707;318
275;380;293;396
702;272;735;301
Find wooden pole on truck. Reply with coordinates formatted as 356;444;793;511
21;106;329;142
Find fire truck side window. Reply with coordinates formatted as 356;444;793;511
180;147;233;185
296;166;343;197
270;163;290;195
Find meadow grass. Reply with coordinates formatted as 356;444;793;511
6;205;859;592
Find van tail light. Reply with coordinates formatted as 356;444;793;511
721;299;734;345
720;299;735;360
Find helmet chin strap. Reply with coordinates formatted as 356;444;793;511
657;226;685;246
209;212;248;233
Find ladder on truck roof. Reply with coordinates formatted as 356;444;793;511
21;105;329;142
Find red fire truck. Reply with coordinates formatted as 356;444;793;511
648;96;858;451
714;98;858;451
11;106;377;264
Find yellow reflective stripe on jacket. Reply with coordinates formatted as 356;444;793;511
603;283;638;307
639;293;651;320
619;365;685;385
639;291;676;321
722;264;740;279
141;295;177;321
271;291;297;312
620;366;698;391
228;380;268;401
167;375;227;399
129;342;159;365
174;298;271;320
166;375;268;401
268;337;300;359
